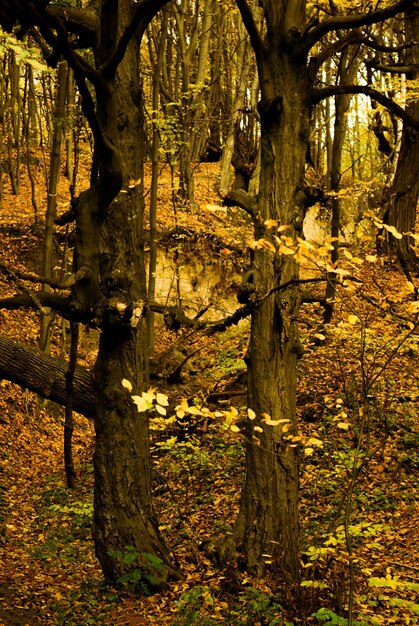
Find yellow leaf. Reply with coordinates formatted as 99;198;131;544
282;423;292;433
132;395;148;412
254;425;263;433
279;245;295;255
121;378;133;392
297;237;314;250
230;424;240;433
264;418;282;426
337;422;350;430
314;333;326;341
143;390;156;402
328;267;351;276
264;219;278;228
155;404;167;416
247;408;256;420
128;178;141;188
304;447;314;456
307;437;323;448
383;224;403;239
156;393;169;406
366;254;377;262
261;239;276;252
277;224;290;232
348;315;359;325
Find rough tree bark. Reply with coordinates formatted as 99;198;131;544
216;0;415;587
386;7;419;277
0;334;96;418
216;0;308;584
0;0;179;590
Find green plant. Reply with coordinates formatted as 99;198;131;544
173;586;216;625
240;587;289;625
312;607;363;625
110;547;165;594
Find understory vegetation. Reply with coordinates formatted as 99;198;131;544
0;163;417;625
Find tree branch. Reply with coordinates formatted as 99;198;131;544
0;335;97;419
366;60;414;75
223;189;258;220
309;29;361;71
0;261;74;290
0;292;72;317
296;0;414;57
311;85;419;131
46;5;98;48
101;0;173;78
235;0;266;64
362;36;414;54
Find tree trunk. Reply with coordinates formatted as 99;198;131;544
40;61;67;354
217;2;308;585
83;0;179;588
324;45;360;323
386;8;419;277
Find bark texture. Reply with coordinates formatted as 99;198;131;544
0;335;96;418
386;8;419;276
216;0;308;584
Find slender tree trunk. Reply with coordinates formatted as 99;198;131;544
324;46;360;323
64;321;78;488
146;12;168;355
40;61;67;354
219;17;250;195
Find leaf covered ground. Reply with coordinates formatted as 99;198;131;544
0;160;418;625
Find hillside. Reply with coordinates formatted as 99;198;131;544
0;160;418;625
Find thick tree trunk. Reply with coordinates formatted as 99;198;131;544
85;1;179;587
217;4;308;584
386;9;419;277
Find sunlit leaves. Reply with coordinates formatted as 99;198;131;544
382;224;403;240
121;378;133;392
132;394;149;412
247;408;256;420
124;382;170;416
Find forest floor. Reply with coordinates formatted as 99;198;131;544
0;158;418;625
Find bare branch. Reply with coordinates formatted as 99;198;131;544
296;0;414;57
362;36;414;54
0;261;74;290
366;60;414;74
310;29;362;70
101;0;173;78
311;85;419;130
235;0;266;63
223;189;258;220
0;292;72;317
